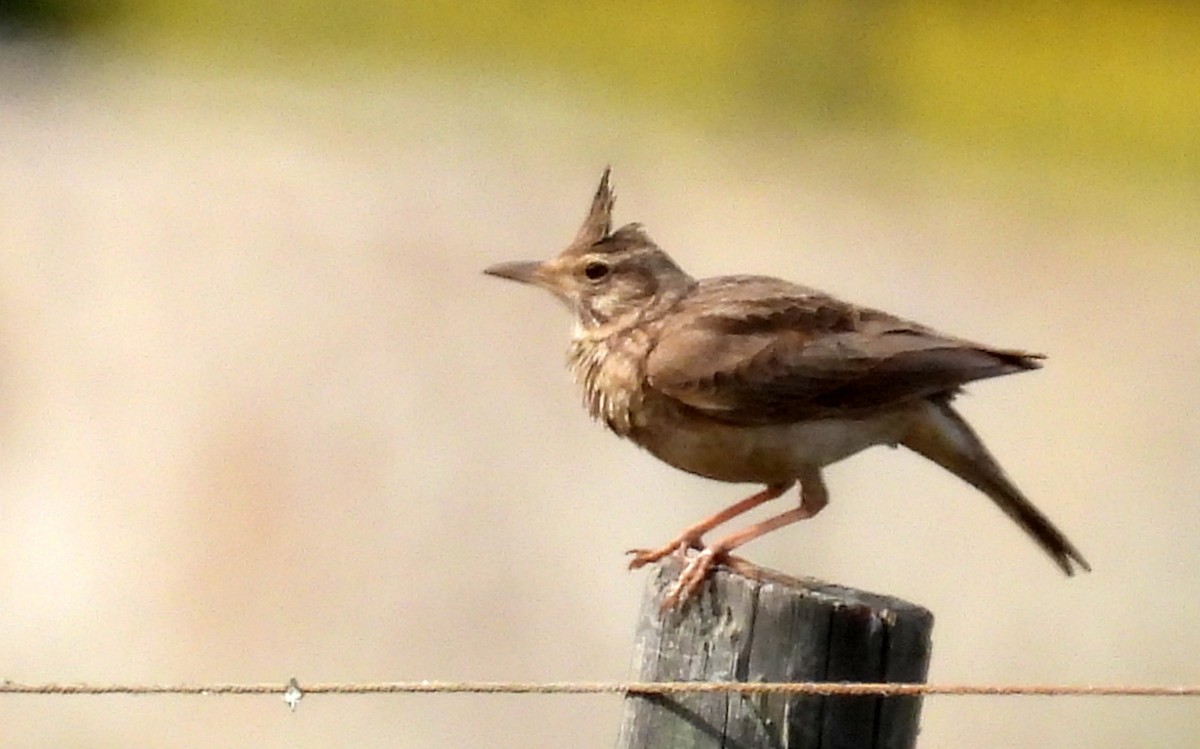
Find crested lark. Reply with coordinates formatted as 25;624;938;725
485;169;1089;606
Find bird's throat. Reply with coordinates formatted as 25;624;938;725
567;326;654;437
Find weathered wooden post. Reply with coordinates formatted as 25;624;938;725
616;557;934;749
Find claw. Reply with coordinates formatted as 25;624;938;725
626;549;662;571
660;548;723;610
625;534;704;570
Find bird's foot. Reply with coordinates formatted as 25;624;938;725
626;533;705;570
660;547;725;610
659;551;764;610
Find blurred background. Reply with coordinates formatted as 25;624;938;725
0;2;1197;747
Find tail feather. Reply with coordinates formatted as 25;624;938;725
901;400;1090;575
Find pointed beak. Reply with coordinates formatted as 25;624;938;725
484;260;544;285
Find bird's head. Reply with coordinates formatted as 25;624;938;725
485;168;695;330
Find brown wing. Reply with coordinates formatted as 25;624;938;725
645;276;1042;424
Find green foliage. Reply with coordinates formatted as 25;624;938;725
0;0;118;34
94;0;1200;179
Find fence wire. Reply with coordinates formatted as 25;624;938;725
2;680;1198;698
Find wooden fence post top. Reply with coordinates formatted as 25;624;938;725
617;557;934;749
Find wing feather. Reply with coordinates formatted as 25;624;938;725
645;278;1041;424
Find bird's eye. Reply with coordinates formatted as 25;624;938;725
583;261;610;281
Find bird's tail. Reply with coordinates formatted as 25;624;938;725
901;399;1090;575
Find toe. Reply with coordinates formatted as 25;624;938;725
659;549;722;610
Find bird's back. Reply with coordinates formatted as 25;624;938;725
643;274;1042;424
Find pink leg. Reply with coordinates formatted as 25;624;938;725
627;482;794;570
663;469;829;609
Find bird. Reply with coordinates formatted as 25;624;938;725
484;168;1089;607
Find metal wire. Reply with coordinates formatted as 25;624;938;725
2;680;1198;697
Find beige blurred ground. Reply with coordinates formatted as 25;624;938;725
0;43;1198;748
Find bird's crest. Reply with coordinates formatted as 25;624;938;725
573;166;615;246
